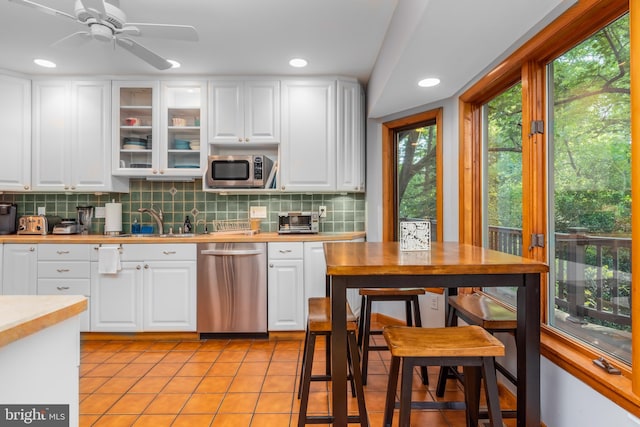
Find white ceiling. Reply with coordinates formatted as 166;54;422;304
0;0;573;118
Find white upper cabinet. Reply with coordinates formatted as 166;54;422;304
113;80;206;177
208;80;280;144
337;80;365;192
32;80;127;192
280;79;336;192
0;75;31;191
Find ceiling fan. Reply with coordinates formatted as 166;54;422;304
8;0;198;70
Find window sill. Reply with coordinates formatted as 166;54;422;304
541;326;640;417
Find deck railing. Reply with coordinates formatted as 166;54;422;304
488;226;632;328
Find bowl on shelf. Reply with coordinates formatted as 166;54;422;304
174;139;191;149
123;144;147;150
174;164;200;169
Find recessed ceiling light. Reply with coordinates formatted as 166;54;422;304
289;58;308;68
167;59;181;68
418;77;440;88
34;59;56;68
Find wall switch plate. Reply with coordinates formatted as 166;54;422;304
94;207;106;219
319;206;327;218
37;207;46;215
250;206;268;219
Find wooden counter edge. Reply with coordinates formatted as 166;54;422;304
0;296;88;348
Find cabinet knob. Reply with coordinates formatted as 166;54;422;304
136;265;142;270
71;186;76;190
281;186;285;190
144;264;149;269
245;138;249;142
29;247;35;252
24;185;30;190
64;185;69;190
153;170;158;174
160;170;165;174
269;263;274;268
238;137;243;142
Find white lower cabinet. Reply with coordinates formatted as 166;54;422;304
90;244;196;332
37;244;91;331
2;244;37;295
267;242;305;331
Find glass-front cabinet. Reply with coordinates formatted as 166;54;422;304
112;81;205;177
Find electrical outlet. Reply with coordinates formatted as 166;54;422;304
430;295;439;310
319;206;327;218
250;206;267;219
94;207;106;219
37;206;46;215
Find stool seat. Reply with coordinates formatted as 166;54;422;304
359;287;426;296
384;325;505;358
307;297;357;332
449;293;517;331
383;325;505;427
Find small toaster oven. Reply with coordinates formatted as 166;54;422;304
278;212;319;234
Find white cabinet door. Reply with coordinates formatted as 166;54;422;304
32;80;126;192
0;75;30;191
280;79;336;192
143;260;196;331
90;261;143;332
2;244;37;295
160;81;206;176
32;81;70;190
337;80;365;192
268;258;305;331
208;80;280;144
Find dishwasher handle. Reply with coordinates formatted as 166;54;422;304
200;249;264;256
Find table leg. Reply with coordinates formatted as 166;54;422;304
517;273;541;427
331;276;348;425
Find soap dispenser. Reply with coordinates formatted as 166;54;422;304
132;218;141;234
183;216;192;233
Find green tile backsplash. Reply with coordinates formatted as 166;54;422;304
2;179;365;234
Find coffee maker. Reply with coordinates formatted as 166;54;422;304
0;203;17;234
76;205;94;235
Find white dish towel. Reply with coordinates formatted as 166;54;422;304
98;246;121;274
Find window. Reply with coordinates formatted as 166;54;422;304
382;109;442;242
548;14;631;364
482;83;523;304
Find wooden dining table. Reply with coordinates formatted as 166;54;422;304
324;241;549;427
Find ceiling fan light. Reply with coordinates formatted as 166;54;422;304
34;59;56;68
289;58;308;68
167;59;181;68
418;77;440;88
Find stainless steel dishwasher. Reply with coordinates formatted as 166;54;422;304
197;242;267;336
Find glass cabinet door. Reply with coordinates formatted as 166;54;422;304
114;82;158;175
161;82;205;174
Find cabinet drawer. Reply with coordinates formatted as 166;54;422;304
121;244;197;261
38;278;90;296
268;242;304;259
38;244;90;261
38;261;90;278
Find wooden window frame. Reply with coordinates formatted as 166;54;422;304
459;0;640;414
382;108;443;242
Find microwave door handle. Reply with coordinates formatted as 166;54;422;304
200;249;263;256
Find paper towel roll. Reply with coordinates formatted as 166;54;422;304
104;202;122;233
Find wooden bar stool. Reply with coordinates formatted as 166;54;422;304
357;287;427;385
435;293;518;418
298;297;368;426
382;325;505;427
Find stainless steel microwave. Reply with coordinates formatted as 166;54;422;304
206;155;274;188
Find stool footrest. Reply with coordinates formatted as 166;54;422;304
394;401;467;411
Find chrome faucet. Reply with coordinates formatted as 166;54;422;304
138;206;164;234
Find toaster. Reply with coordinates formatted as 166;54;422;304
17;215;60;235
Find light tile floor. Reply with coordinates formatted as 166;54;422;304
79;334;516;427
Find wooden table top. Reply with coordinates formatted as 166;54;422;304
324;241;548;276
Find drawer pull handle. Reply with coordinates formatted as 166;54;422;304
57;251;70;254
163;251;177;255
279;249;292;253
56;286;70;291
57;269;70;273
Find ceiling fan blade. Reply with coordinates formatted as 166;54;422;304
52;31;93;48
121;23;199;41
115;37;172;70
79;0;107;20
8;0;76;21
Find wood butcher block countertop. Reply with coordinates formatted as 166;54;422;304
0;231;365;244
0;295;87;348
324;241;549;275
